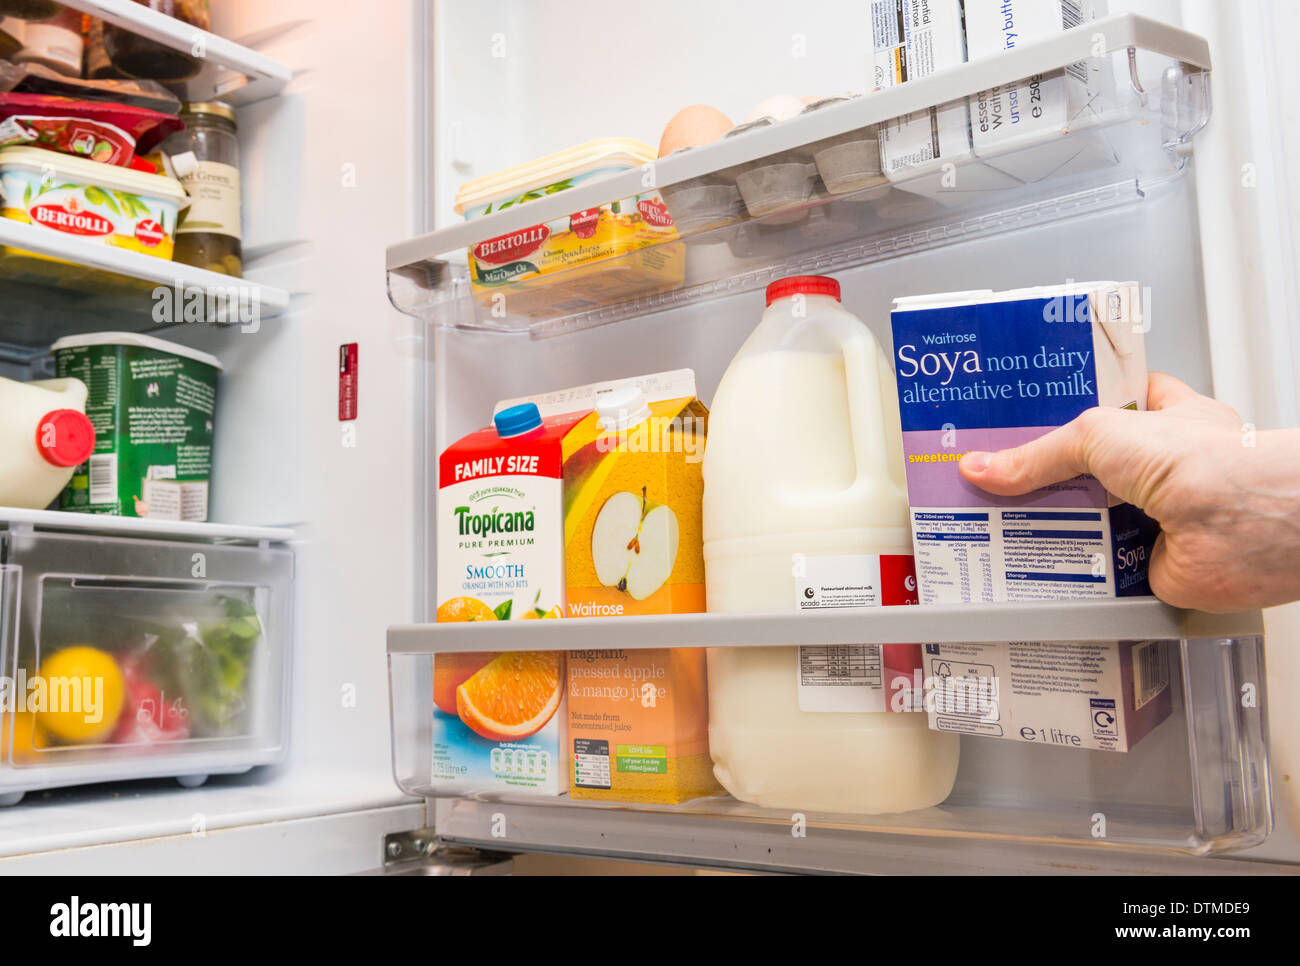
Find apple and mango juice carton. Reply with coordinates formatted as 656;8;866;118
497;370;715;803
433;402;581;795
568;648;723;804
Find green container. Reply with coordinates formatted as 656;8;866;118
51;332;223;521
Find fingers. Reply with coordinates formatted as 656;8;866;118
1146;370;1202;411
959;417;1096;496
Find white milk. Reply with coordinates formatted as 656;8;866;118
703;276;960;814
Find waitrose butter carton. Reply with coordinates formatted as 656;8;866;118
966;0;1115;183
872;0;1021;198
890;281;1157;604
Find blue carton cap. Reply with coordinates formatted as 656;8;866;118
494;402;542;438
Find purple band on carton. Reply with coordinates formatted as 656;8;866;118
902;426;1107;508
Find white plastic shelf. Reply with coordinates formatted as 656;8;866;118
59;0;292;105
0;507;292;545
388;599;1263;655
0;219;290;359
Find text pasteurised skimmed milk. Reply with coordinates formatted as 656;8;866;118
703;275;960;814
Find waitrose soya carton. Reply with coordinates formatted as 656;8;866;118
890;281;1157;604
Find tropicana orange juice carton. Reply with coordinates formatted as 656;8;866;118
433;402;583;796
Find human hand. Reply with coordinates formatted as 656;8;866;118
958;372;1300;612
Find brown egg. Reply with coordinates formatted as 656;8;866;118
658;104;735;158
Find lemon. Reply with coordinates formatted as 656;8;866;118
36;646;125;744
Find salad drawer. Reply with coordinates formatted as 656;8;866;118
0;525;292;806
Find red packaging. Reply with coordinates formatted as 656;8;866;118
0;92;184;167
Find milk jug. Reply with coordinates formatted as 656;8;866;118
703;275;960;814
0;376;96;510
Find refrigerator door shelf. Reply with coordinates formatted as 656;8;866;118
389;632;1270;860
386;17;1213;337
0;526;293;806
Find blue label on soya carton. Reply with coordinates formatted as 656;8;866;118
893;293;1100;433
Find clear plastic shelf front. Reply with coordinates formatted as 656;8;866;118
389;635;1269;856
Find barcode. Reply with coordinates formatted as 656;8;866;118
1062;0;1090;83
88;454;116;505
1132;641;1170;709
932;676;998;717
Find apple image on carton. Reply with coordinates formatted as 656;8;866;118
590;487;679;601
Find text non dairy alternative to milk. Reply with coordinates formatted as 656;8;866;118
568;648;722;804
704;275;960;814
966;0;1114;182
52;332;221;521
922;640;1172;752
891;281;1157;604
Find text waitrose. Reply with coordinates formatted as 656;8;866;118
455;505;535;535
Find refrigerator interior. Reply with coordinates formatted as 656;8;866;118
0;0;422;868
0;0;1298;874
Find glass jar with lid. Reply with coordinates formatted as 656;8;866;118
103;0;211;81
163;101;243;277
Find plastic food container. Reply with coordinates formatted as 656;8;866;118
0;145;188;260
51;332;222;522
455;138;683;315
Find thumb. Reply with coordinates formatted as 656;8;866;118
959;414;1099;496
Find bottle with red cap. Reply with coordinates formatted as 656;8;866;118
0;375;96;510
702;274;960;814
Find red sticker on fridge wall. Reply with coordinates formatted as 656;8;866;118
338;343;358;421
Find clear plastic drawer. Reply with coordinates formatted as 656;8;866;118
0;524;292;806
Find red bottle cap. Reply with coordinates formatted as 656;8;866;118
765;275;841;306
35;409;96;468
